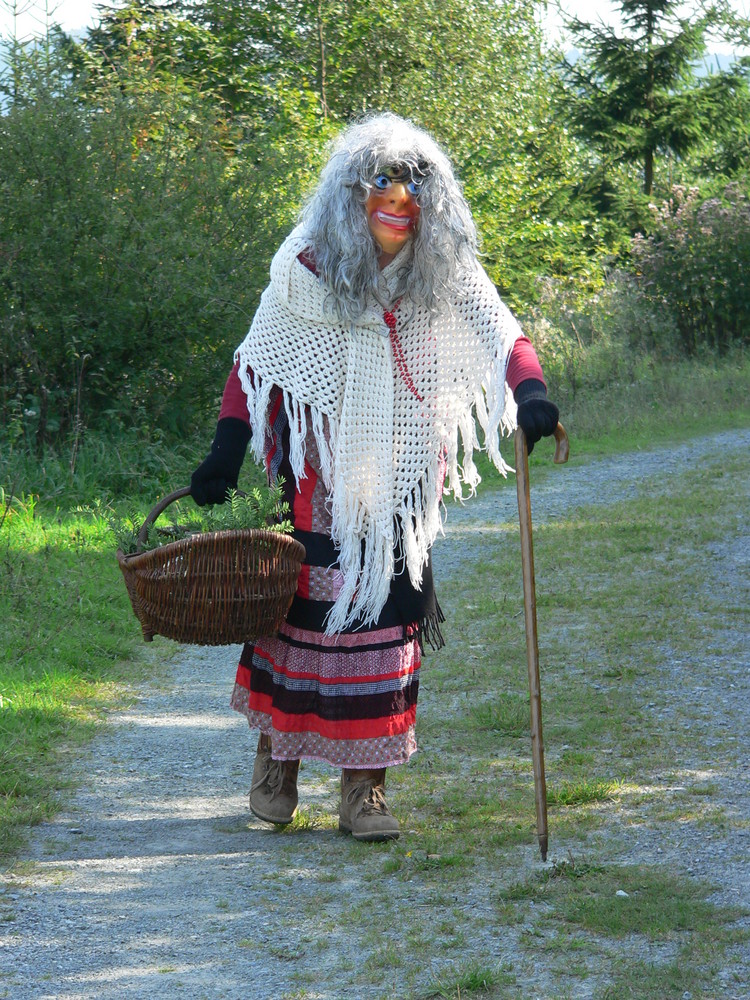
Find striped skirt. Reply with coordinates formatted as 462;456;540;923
228;386;431;769
230;592;421;769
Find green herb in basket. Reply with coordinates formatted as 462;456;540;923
79;479;293;556
203;484;293;535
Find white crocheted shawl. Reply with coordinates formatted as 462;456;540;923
235;228;522;633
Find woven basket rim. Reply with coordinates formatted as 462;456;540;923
117;527;305;568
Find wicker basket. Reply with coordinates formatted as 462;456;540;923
117;487;305;645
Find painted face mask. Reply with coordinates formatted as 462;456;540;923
365;164;426;262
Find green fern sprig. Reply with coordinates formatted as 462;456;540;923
202;479;292;534
89;477;293;554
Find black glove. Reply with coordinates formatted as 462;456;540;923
514;378;559;455
190;417;251;506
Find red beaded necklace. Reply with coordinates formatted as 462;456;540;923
383;305;424;403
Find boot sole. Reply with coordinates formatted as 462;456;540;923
249;801;298;826
338;820;400;841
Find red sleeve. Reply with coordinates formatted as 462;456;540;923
218;359;251;424
505;337;545;393
298;248;318;275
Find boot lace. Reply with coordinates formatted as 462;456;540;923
345;780;389;817
252;755;286;795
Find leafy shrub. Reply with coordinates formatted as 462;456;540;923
79;482;292;555
0;38;325;451
631;184;750;354
521;273;678;408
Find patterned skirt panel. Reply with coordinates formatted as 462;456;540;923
230;386;421;768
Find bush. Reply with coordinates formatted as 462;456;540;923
630;184;750;355
518;269;748;449
0;38;326;452
521;272;678;407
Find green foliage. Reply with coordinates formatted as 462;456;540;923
0;0;618;464
630;183;750;353
178;0;602;303
79;481;292;555
0;25;327;449
1;44;241;441
76;498;163;555
1;0;747;475
0;419;219;509
556;0;750;203
520;272;679;412
202;484;293;535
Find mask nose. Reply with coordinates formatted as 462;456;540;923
389;181;411;205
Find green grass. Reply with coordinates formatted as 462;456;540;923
496;861;748;999
276;805;338;833
0;349;748;998
547;779;622;806
419;965;515;999
468;694;528;736
502;861;743;939
0;493;159;855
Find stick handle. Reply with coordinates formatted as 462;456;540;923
553;423;570;465
514;427;549;862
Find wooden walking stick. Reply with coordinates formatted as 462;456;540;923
515;422;569;862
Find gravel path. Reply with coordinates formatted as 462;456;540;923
1;429;748;1000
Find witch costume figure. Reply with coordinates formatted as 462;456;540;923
191;112;559;841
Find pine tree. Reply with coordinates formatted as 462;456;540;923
558;0;748;196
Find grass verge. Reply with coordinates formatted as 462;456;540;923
0;492;168;856
0;349;748;999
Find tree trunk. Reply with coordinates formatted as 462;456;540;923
317;0;328;117
644;148;654;196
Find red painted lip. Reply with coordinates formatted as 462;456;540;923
373;210;413;230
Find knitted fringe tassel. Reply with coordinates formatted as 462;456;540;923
399;466;442;592
236;338;518;637
416;601;446;652
481;346;517;476
326;506;394;634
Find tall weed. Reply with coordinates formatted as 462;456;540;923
0;421;266;509
520;265;748;451
631;184;750;354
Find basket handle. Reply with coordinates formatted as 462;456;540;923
136;485;249;551
137;487;192;552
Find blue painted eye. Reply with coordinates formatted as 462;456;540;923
373;174;391;190
406;178;423;196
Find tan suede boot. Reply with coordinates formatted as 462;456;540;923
339;768;400;841
248;734;300;825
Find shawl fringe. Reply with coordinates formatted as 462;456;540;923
234;233;521;635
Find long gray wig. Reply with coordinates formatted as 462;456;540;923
298;112;478;322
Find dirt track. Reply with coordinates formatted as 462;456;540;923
1;429;748;1000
